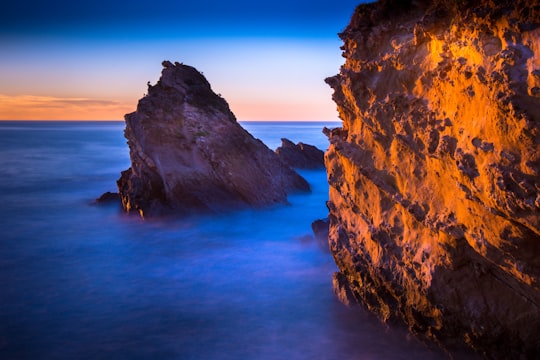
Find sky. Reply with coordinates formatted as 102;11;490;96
0;0;369;121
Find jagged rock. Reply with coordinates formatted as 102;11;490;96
117;61;310;217
275;138;325;169
325;0;540;358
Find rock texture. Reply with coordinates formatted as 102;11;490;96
325;0;540;357
117;61;309;217
275;138;325;169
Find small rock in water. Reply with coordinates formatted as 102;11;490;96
311;218;330;252
275;138;325;169
96;192;120;204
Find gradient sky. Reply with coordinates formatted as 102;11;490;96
0;0;368;121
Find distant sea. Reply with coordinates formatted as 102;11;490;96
0;121;456;359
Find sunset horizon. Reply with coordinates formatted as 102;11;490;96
0;0;366;121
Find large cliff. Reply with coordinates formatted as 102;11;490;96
118;61;309;217
326;0;540;357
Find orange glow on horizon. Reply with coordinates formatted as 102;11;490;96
0;94;135;121
0;94;339;121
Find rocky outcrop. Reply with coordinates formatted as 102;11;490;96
117;61;309;217
325;0;539;357
275;138;325;169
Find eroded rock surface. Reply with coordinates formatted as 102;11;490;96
275;138;325;169
326;0;540;357
118;61;309;217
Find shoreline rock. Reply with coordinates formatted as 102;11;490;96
325;0;540;357
117;61;310;218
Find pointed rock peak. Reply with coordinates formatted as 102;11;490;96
117;62;310;218
158;60;211;88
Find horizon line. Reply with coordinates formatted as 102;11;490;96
0;119;342;122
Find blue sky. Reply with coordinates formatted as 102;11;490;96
0;0;368;120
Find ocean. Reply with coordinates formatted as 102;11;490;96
0;121;458;359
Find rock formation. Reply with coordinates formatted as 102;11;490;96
275;138;325;169
325;0;539;357
312;218;330;252
117;61;309;217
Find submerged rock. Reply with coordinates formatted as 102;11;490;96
275;138;325;169
117;61;309;217
326;0;539;357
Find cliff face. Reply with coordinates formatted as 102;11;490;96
326;0;540;356
118;61;309;217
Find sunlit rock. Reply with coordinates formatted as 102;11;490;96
326;0;539;357
118;61;309;217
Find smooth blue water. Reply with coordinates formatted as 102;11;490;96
0;121;458;359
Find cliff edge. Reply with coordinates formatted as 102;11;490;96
326;0;539;357
117;61;309;217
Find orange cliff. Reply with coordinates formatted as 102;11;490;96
325;0;539;357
